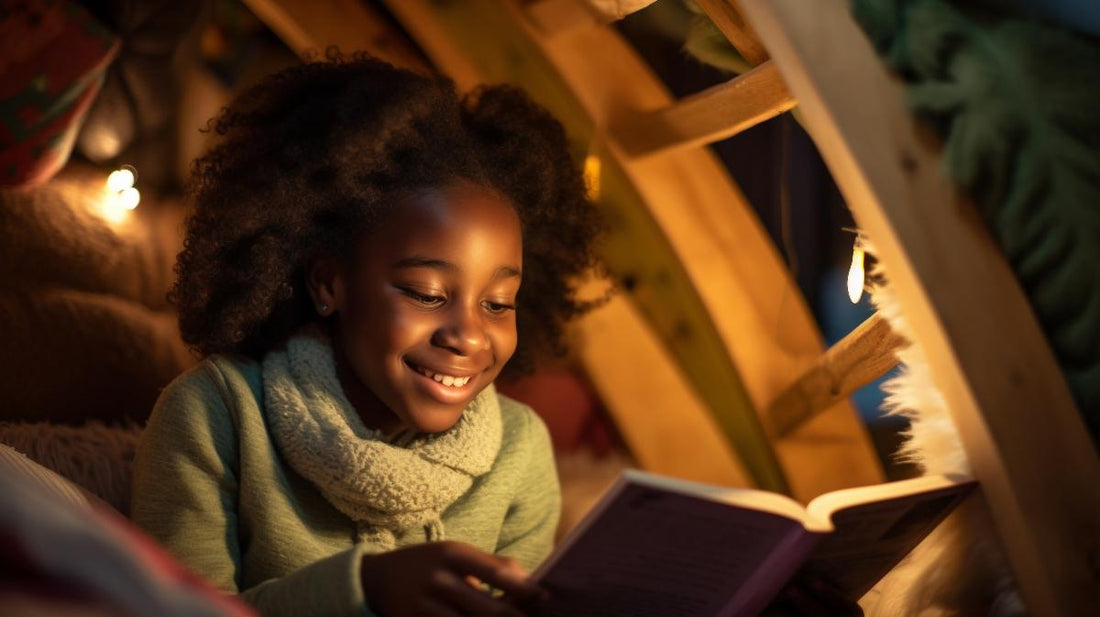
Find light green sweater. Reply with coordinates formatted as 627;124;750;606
131;354;560;617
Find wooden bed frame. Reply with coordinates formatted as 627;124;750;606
241;1;1100;614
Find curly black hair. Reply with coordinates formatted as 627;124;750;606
171;53;604;376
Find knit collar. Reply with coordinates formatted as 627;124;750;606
262;326;503;548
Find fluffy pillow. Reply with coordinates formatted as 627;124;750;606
0;443;254;617
0;421;142;516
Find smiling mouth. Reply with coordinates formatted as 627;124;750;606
404;359;477;388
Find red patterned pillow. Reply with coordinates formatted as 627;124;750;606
0;0;119;187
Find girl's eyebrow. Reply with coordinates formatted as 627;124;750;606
391;257;521;279
495;266;522;279
392;256;454;271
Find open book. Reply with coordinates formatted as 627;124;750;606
527;470;976;617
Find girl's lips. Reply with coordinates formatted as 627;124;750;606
404;358;480;404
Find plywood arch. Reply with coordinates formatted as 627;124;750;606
735;0;1100;614
241;0;885;500
379;0;884;500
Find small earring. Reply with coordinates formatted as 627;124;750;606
320;303;329;315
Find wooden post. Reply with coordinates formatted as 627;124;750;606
737;0;1100;614
694;0;770;66
241;0;428;71
613;61;795;157
524;0;603;37
763;313;905;438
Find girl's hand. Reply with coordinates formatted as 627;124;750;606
360;541;542;617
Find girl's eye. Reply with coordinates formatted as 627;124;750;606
400;288;445;307
482;300;516;314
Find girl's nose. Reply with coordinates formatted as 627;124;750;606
431;305;488;356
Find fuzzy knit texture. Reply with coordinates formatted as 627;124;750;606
0;420;142;515
131;347;560;617
263;327;503;550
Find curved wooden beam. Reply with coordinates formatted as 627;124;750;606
612;61;795;157
242;0;428;71
695;0;769;67
737;0;1100;613
381;0;883;500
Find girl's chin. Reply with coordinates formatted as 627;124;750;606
405;407;466;434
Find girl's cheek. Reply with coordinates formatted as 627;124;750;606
387;307;436;346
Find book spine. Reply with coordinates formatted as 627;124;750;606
715;529;824;617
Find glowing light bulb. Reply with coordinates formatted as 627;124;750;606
100;198;129;224
847;243;865;304
98;165;140;225
118;187;141;210
106;167;135;191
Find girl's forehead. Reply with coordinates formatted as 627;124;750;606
356;183;522;269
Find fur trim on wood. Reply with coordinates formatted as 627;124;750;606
859;244;1026;617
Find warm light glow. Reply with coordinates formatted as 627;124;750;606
85;126;122;160
847;243;865;304
99;194;130;224
118;186;141;210
583;152;601;202
97;165;140;225
106;168;135;192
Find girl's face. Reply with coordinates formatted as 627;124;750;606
319;182;522;435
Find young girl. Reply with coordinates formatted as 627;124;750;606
130;55;603;617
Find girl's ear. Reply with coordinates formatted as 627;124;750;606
305;257;345;318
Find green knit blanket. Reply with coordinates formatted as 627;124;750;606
850;0;1100;437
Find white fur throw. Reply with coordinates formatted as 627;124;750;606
859;245;1026;617
0;421;143;516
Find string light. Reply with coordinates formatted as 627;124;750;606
100;165;140;223
847;237;866;304
118;186;140;210
106;167;135;192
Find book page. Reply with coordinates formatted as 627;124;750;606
528;481;822;617
794;476;976;599
617;469;818;527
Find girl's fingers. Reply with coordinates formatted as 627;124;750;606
443;546;541;599
433;569;522;617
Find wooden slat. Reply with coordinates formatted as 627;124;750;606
737;0;1100;614
763;313;905;438
525;0;602;37
613;60;795;157
694;0;769;67
242;0;429;71
573;294;753;487
382;0;885;501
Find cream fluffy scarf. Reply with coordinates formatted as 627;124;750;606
263;328;503;549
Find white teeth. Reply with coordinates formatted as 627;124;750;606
418;365;471;387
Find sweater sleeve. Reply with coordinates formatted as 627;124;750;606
493;408;561;572
130;362;378;617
